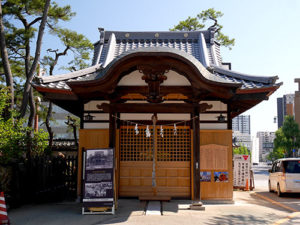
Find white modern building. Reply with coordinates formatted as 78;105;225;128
232;115;252;154
232;115;251;134
257;131;276;162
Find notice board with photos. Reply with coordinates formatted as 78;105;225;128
82;148;115;211
233;154;250;187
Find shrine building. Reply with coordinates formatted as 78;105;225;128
34;27;281;201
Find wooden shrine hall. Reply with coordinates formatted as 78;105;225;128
34;27;281;201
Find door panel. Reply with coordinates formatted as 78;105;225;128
119;126;191;198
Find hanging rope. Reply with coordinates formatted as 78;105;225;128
112;115;198;127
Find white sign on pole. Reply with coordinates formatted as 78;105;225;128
233;154;250;187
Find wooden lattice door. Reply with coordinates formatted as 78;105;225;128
119;125;191;198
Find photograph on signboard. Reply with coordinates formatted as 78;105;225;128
83;148;114;207
84;182;113;199
214;171;229;182
86;149;113;170
86;170;112;182
200;171;211;182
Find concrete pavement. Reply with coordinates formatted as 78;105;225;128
9;163;300;225
8;190;292;225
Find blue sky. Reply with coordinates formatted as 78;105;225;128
45;0;300;135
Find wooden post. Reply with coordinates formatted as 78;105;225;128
227;104;232;130
151;114;157;195
109;112;116;148
192;107;201;202
77;101;84;200
80;102;84;129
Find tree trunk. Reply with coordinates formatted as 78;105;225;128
45;47;69;151
26;88;35;159
19;0;51;118
0;0;14;111
27;88;35;128
46;102;54;150
73;125;78;147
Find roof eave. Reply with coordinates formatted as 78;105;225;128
236;82;282;95
32;84;78;100
211;65;279;84
37;64;102;84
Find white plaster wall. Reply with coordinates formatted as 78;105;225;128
201;101;227;111
117;70;190;86
161;70;190;86
83;113;109;120
120;113;190;121
200;123;227;130
83;121;227;130
83;123;109;129
84;101;109;110
200;113;227;121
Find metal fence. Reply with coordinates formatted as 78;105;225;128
7;155;78;207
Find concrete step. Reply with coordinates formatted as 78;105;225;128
145;201;161;215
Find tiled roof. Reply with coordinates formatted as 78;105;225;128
94;47;230;84
34;28;279;91
52;139;77;151
211;66;278;90
92;29;221;68
35;64;101;90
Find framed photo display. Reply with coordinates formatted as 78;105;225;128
82;148;114;208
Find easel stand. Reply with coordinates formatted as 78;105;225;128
81;148;116;216
82;205;115;215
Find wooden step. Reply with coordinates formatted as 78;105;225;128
139;196;171;201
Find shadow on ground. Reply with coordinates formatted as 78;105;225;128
204;213;280;225
250;191;300;212
9;199;146;225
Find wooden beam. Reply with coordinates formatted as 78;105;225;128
201;110;227;114
116;86;194;96
119;120;191;126
200;120;227;123
97;103;212;113
83;110;107;114
231;92;269;101
83;120;109;123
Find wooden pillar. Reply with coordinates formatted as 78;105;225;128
192;107;201;201
152;114;157;195
78;101;84;199
116;113;120;129
80;101;84;129
109;112;116;148
227;104;232;130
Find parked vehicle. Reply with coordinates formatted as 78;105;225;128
268;158;300;196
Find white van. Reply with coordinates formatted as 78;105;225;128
268;158;300;196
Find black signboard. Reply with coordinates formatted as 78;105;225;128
83;148;114;207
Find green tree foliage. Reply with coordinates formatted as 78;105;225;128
0;0;75;122
170;16;204;31
233;144;251;156
0;88;48;165
42;28;93;74
267;146;284;162
272;116;300;158
0;0;92;157
170;8;235;49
